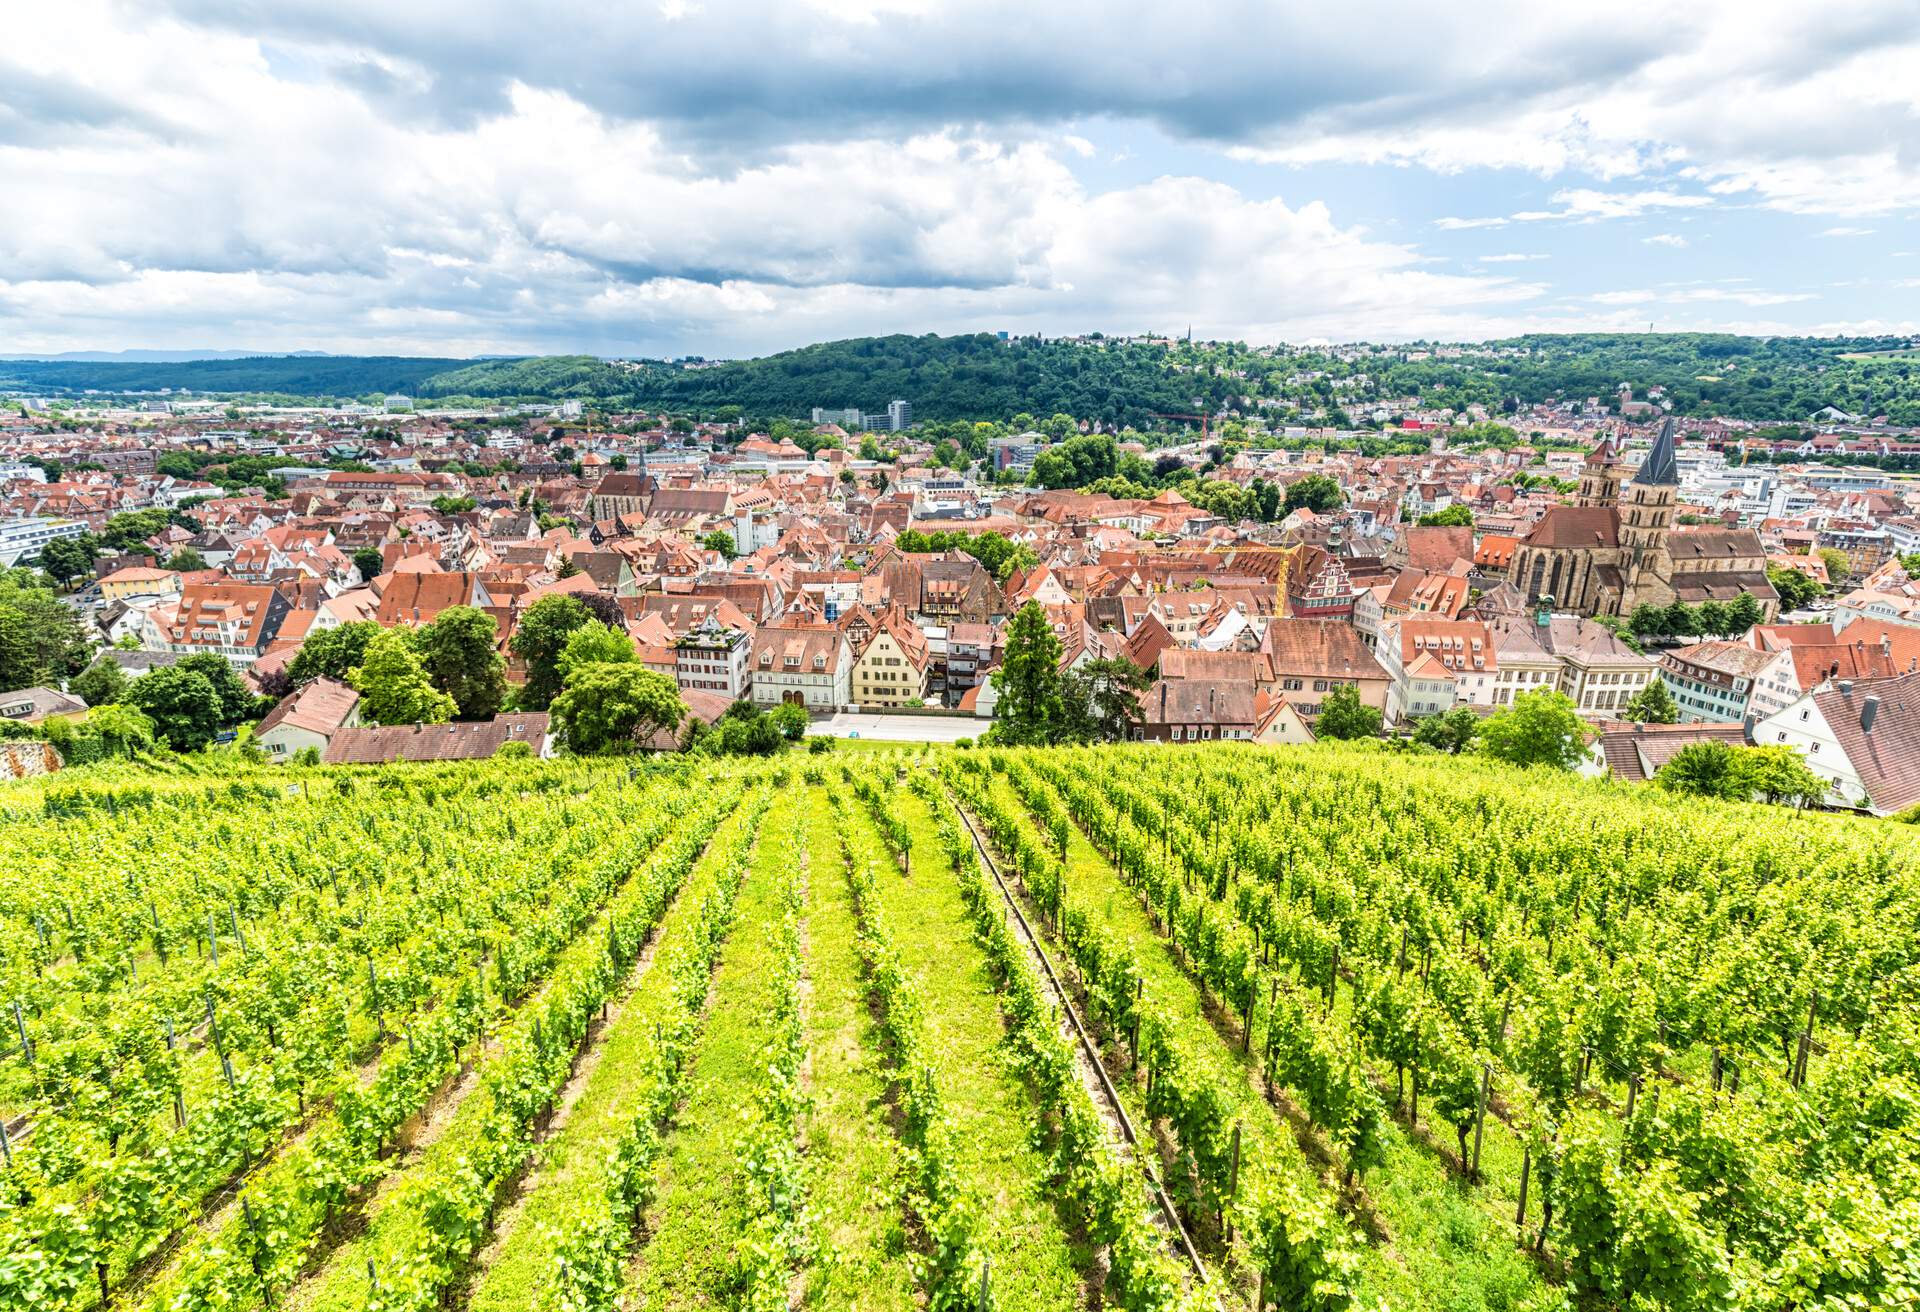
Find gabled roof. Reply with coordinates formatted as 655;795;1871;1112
256;677;359;739
1520;506;1619;550
1806;671;1920;813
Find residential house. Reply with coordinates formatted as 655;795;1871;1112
1378;619;1497;724
254;678;362;760
1259;619;1391;721
1659;641;1783;724
1751;671;1920;814
672;621;754;701
749;625;852;712
158;582;292;665
322;713;552;763
851;611;931;707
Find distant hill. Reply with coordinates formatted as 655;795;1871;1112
0;355;474;397
4;332;1916;424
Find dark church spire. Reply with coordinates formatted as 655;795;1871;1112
1633;417;1679;486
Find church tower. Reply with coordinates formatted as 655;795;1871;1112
1577;436;1623;507
1618;417;1679;554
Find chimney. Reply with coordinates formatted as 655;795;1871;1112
1861;695;1880;733
1838;680;1853;694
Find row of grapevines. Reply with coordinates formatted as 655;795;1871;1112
538;780;784;1312
728;806;811;1309
119;777;749;1312
830;781;990;1310
921;780;1208;1312
344;785;772;1312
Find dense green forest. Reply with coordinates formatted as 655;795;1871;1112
5;332;1918;424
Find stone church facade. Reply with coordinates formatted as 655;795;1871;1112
1510;420;1778;621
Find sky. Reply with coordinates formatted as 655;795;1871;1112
2;1;1917;359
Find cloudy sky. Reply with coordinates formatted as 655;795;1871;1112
3;1;1917;358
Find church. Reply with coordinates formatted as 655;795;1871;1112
1509;418;1778;621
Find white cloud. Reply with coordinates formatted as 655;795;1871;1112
1480;253;1547;262
1820;226;1875;237
1642;233;1688;247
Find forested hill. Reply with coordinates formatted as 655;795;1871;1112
0;355;471;398
4;331;1917;423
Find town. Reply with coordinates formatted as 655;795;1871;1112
1;344;1915;815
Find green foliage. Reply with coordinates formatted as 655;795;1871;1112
1031;433;1118;488
0;572;91;692
288;620;380;687
551;663;683;755
1657;741;1828;806
991;602;1065;745
429;494;477;514
1315;684;1382;740
702;530;736;559
350;628;457;725
412;605;508;719
69;654;129;708
163;547;208;573
1417;504;1474;527
99;509;176;552
1411;705;1480;753
352;547;385;582
123;665;224;751
38;533;98;586
1284;474;1345;515
1479;688;1588;769
1766;563;1822;611
557;620;636;684
768;702;809;742
892;528;1033;580
510;594;593;710
1623;679;1679;724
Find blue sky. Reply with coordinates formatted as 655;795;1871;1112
1;1;1915;357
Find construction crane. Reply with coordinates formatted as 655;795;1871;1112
1151;411;1211;443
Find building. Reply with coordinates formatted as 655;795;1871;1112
1658;640;1782;723
1752;672;1920;814
160;582;292;665
886;399;912;431
0;517;88;568
749;626;852;712
1258;619;1391;721
322;713;552;764
1378;619;1497;723
0;687;87;725
1582;721;1749;783
851;612;931;707
254;678;361;760
1139;679;1257;742
1507;423;1777;621
672;621;753;700
98;567;183;604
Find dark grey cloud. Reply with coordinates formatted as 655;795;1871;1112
155;1;1675;153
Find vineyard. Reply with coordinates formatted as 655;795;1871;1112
0;743;1915;1312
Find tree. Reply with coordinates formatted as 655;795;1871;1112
39;533;98;587
1284;474;1345;514
175;654;259;725
288;621;380;687
1622;679;1678;724
1727;591;1764;632
70;655;129;708
413;606;507;719
702;530;737;559
100;509;174;552
551;664;683;755
352;547;385;583
1817;547;1852;587
1695;599;1733;638
1412;706;1480;753
163;548;208;573
1733;744;1828;806
769;701;809;742
430;494;477;514
1628;603;1670;637
1479;688;1588;770
1417;504;1474;528
0;576;91;692
557;620;636;683
1316;684;1383;741
350;628;456;725
1662;601;1697;638
125;666;224;751
991;601;1066;745
1765;563;1820;612
510;594;594;710
1063;657;1150;743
